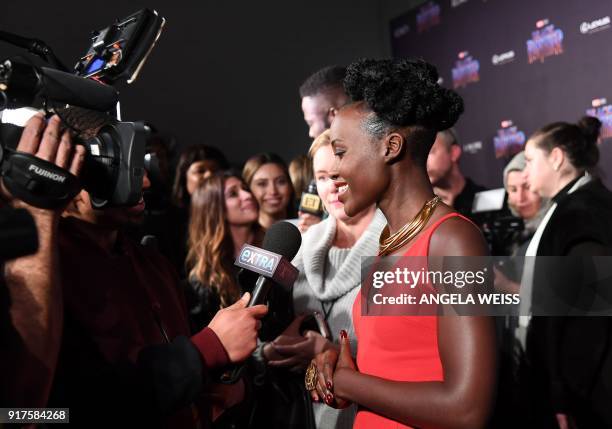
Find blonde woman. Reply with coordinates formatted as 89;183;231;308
262;130;386;429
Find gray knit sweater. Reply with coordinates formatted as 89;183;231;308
292;210;386;429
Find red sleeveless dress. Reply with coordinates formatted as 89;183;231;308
352;212;468;429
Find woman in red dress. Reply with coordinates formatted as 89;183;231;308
307;59;496;428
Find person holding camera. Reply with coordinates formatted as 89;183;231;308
257;130;385;429
1;113;85;407
48;133;267;427
494;151;550;294
503;152;549;253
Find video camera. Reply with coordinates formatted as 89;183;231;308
0;8;165;210
470;188;525;256
0;9;165;262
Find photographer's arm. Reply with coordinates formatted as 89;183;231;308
1;114;85;406
135;293;267;417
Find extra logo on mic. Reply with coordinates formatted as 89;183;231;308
235;243;299;288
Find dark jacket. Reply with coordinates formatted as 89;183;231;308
49;217;229;428
526;178;612;428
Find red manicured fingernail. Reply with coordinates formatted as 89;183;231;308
326;381;333;390
340;330;347;339
325;394;333;404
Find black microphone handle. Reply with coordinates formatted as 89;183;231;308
220;275;273;384
248;275;273;306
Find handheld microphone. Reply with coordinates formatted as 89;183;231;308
219;222;301;385
234;221;302;306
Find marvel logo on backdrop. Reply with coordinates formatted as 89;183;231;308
491;50;515;66
463;141;483;155
494;120;525;159
417;1;441;33
452;51;480;89
527;19;564;64
586;98;612;141
580;16;610;35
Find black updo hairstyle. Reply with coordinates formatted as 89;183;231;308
530;116;600;170
343;58;464;164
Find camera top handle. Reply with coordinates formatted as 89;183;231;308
0;30;69;72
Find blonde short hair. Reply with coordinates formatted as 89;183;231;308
308;129;332;159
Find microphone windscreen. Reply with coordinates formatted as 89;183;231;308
262;221;302;260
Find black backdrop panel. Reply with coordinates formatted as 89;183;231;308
391;0;612;189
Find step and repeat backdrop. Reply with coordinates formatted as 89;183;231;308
390;0;612;188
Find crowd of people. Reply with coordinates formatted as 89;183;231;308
1;57;612;429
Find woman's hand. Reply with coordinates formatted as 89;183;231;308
269;330;332;372
263;314;306;370
308;330;354;409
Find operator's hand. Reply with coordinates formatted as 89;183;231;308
1;113;86;215
208;292;268;363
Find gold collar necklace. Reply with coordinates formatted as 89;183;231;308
378;195;442;256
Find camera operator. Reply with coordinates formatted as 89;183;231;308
494;151;549;293
503;152;549;255
1;113;85;407
43;122;267;427
489;151;550;427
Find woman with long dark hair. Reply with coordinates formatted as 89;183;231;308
172;145;229;209
163;145;229;277
308;58;496;429
185;171;263;331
